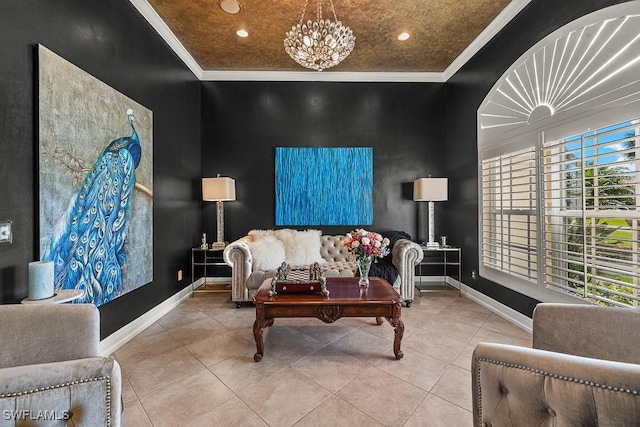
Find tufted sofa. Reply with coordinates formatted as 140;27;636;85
472;303;640;426
223;230;423;307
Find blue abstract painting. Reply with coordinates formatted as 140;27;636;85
275;147;373;225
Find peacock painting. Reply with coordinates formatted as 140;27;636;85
38;45;153;306
43;109;141;305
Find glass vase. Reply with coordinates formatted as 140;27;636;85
357;256;372;287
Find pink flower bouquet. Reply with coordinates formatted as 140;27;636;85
341;229;390;262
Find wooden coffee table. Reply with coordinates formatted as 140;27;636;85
252;277;404;362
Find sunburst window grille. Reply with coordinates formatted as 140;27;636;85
479;9;640;143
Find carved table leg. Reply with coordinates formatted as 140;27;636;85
375;317;383;325
388;301;404;360
253;303;267;362
392;317;404;359
253;320;264;362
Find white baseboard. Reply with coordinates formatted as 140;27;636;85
457;280;533;333
418;276;460;284
199;277;231;283
99;284;193;356
418;276;532;333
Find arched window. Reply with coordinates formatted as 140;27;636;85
478;1;640;307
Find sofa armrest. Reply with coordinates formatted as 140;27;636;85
0;304;99;369
391;239;423;303
0;356;122;427
533;303;640;364
223;236;254;303
472;342;640;427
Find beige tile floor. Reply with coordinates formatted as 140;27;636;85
115;289;532;427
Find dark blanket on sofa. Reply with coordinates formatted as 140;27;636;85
357;230;412;285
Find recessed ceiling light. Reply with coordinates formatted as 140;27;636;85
236;29;249;38
397;32;410;41
220;0;241;14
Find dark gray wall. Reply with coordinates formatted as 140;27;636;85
445;0;630;317
0;1;202;337
201;82;446;242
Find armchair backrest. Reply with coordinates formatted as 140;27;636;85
533;303;640;365
0;303;100;368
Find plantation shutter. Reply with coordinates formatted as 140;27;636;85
542;120;640;307
481;147;538;283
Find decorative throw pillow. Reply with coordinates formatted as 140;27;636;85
274;229;326;266
247;234;285;271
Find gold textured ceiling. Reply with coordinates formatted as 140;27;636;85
146;0;512;72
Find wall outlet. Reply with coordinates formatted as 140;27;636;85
471;270;476;279
177;270;183;281
0;221;12;244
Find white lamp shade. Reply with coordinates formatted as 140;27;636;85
413;178;448;201
202;177;236;201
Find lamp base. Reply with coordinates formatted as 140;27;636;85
426;200;440;250
210;241;227;250
425;241;440;250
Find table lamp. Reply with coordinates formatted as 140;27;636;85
413;177;448;249
202;175;236;249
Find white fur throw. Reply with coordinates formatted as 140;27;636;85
248;229;274;238
248;229;326;268
247;231;285;271
274;229;326;266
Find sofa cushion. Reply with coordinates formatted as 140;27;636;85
274;229;326;266
321;261;357;277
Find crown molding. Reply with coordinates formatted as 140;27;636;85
128;0;204;79
443;0;532;81
199;70;445;82
130;0;530;83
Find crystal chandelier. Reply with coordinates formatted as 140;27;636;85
283;0;355;72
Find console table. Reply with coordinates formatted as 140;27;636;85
416;245;462;297
191;247;231;293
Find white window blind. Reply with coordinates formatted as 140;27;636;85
542;120;640;307
481;147;538;284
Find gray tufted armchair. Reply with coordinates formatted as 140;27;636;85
0;304;122;426
472;303;640;426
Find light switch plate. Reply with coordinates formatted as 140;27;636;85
0;221;12;244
